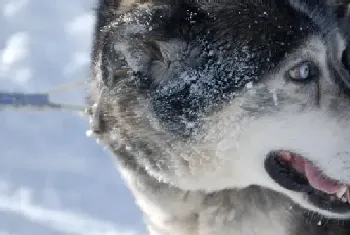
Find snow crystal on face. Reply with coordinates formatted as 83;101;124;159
150;23;268;136
270;89;279;106
109;5;156;36
246;82;253;89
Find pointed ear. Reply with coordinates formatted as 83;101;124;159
326;0;350;19
99;32;187;89
93;1;197;89
92;1;144;87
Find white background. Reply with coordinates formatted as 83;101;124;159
0;0;145;234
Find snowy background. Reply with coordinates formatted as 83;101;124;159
0;0;145;234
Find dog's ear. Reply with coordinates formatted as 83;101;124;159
100;28;188;89
327;0;350;20
95;2;206;89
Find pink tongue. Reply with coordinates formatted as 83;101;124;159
304;162;343;194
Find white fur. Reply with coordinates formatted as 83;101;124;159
152;37;350;220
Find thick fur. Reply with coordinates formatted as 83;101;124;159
88;0;350;234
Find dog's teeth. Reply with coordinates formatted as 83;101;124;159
342;196;347;203
336;186;347;199
279;151;292;161
346;188;350;203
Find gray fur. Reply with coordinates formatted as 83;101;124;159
88;0;350;234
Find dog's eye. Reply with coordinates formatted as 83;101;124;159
287;62;319;82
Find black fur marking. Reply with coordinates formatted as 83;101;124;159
132;1;320;137
92;1;349;138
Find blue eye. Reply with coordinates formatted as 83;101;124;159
299;64;310;79
288;62;319;81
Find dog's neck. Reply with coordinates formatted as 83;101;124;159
104;144;350;235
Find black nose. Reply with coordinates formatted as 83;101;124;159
342;45;350;73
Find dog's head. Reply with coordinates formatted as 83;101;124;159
89;0;350;220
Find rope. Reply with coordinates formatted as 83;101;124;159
46;78;87;95
0;78;89;114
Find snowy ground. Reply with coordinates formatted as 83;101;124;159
0;0;145;234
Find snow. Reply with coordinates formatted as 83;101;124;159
0;0;145;234
245;82;253;89
0;32;29;73
0;182;136;235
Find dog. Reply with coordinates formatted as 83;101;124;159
87;0;350;234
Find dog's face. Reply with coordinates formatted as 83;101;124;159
90;0;350;220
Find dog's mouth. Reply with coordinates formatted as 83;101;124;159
265;151;350;214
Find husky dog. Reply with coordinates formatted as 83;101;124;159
88;0;350;234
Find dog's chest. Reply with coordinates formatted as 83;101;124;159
147;202;291;235
139;186;293;235
196;191;291;235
